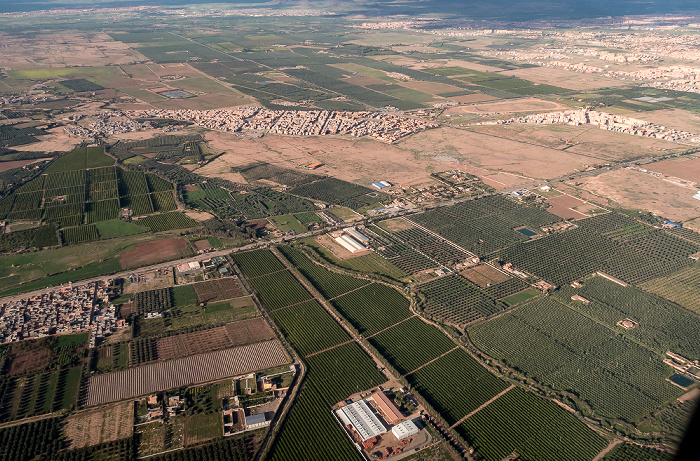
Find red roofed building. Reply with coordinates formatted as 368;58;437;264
371;391;403;425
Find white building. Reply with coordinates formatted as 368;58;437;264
336;399;387;441
391;420;419;441
346;227;370;244
335;234;366;254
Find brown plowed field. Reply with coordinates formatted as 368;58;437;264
193;278;245;304
8;342;52;374
156;326;232;361
546;194;589;220
65;401;134;448
460;264;509;288
119;238;189;269
86;340;289;406
647;157;700;184
155;318;276;361
225;317;276;347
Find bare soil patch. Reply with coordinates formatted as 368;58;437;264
156;326;232;361
577;169;700;221
224;317;276;347
119;238;189;269
65;401;134;449
460;264;509;287
637;109;700;134
193;278;245;304
400;126;589;180
379;218;416;232
445;97;568;114
546;194;589;220
8;342;51;374
647;157;700;184
448;94;498;104
499;66;627;90
0;158;53;172
184;210;213;221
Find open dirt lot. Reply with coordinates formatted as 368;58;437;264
445;98;569;115
0;158;53;172
640;109;700;134
399;126;591;180
647;156;700;184
202;131;458;187
119;238;189;269
315;234;371;260
499;66;627;90
8;342;51;374
157;326;232;361
577;168;700;221
193;278;245;304
546;194;590;220
0;32;144;70
65;401;134;448
448;94;498;104
460;264;509;287
469;123;684;162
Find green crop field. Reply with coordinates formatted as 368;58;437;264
94;220;147;239
268;385;361;461
289;178;388;210
641;264;700;314
556;276;700;360
270;300;350;357
331;283;412;336
278;246;369;299
406;348;508;426
419;275;503;326
248;270;314;310
305;342;386;406
368;317;455;374
470;296;683;422
134;212;199;232
233;249;286;278
368;225;438;274
602;444;673;461
457;387;607;461
61;224;99;244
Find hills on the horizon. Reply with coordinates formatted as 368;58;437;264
2;0;698;21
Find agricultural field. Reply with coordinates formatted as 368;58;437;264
641;264;700;314
368;225;439;274
406;348;509;426
86;340;289;406
278;246;369;299
602;444;674;461
456;387;607;461
64;400;133;449
134;212;199;232
247;270;314;311
409;195;560;257
331;283;412;336
368;317;455;375
305;342;386;406
232;249;286;278
0;417;64;461
270;300;350;357
193;278;245;304
418;275;503;326
392;227;469;266
556;276;700;360
470;296;684;422
289;178;388;210
268;384;361;461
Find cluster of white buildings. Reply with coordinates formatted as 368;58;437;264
496;109;700;143
123;107;437;143
64;112;155;138
0;281;121;344
334;227;371;254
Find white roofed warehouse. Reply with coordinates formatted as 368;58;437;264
336;399;387;441
391;420;419;441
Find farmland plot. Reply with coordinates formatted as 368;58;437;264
86;340;289;405
331;283;412;336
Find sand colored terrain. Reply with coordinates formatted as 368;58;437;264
399;126;592;180
0;32;144;70
448;94;498;104
469;123;684;162
637;109;700;134
445;98;569;115
647;157;700;184
65;401;134;448
203;131;457;187
578;169;700;221
499;66;627;90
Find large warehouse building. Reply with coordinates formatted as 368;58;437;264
336;399;387;442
